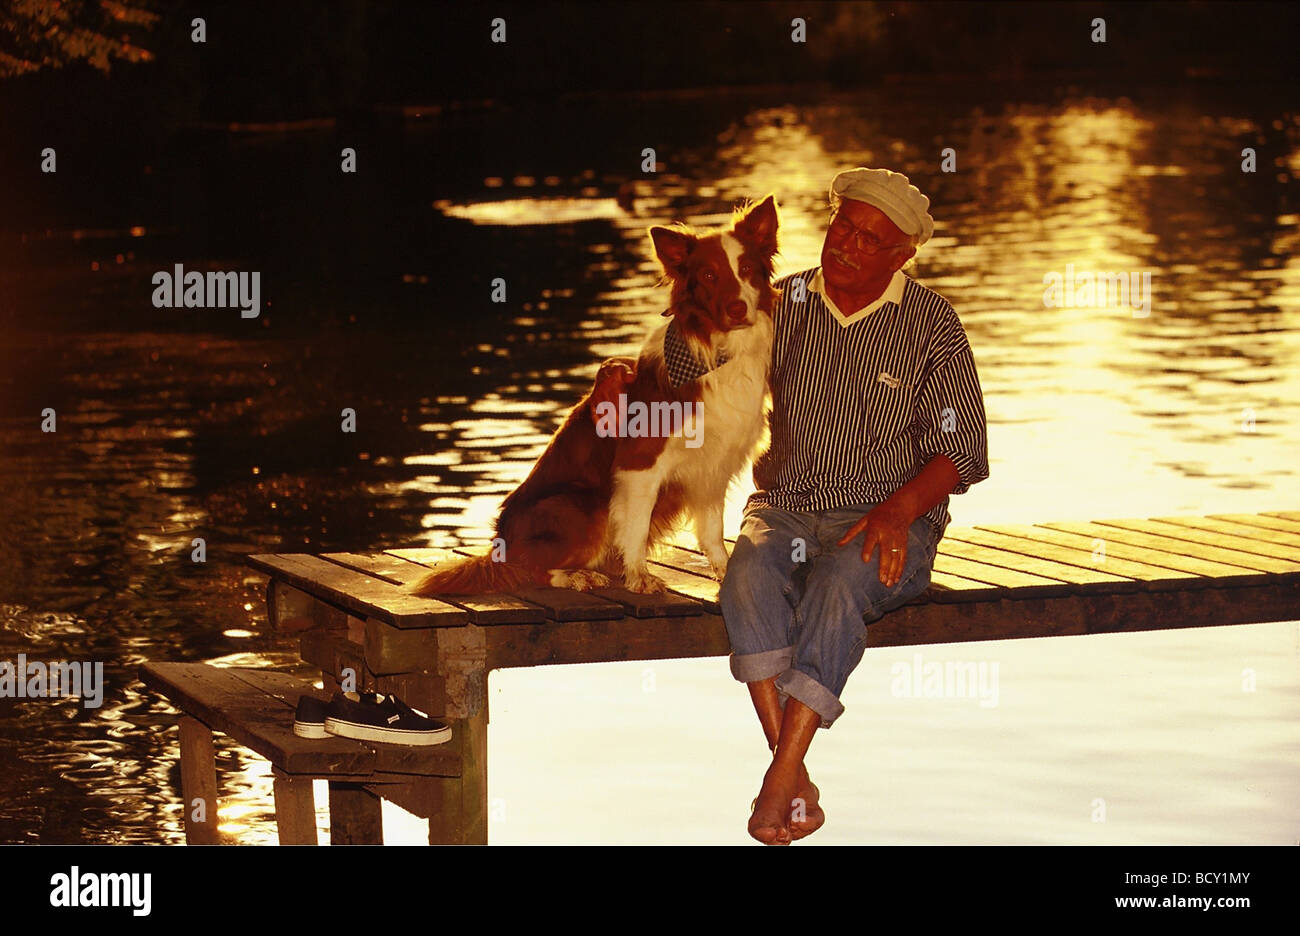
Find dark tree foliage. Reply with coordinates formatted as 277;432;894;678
0;0;161;77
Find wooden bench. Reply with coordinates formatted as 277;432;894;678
231;510;1300;844
139;662;461;844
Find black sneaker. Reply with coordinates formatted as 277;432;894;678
294;691;387;739
293;695;330;739
324;692;452;746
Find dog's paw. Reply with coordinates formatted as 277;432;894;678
548;569;612;591
623;570;668;594
708;557;728;582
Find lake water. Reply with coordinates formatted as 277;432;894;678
1;84;1297;844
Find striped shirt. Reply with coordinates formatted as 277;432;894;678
746;266;990;537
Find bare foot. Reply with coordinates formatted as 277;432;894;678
789;768;825;840
749;762;799;845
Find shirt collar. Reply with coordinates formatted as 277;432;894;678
808;267;906;327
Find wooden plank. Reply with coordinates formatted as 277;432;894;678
272;768;318;845
267;578;319;631
247;554;470;628
870;576;1300;648
140;663;460;778
216;666;329;709
992;522;1264;584
1264;511;1300;523
386;547;627;622
444;592;548;625
373;671;447;716
299;630;371;693
320;551;429;582
364;618;438;675
638;545;722;611
925;571;1005;603
496;585;626;622
178;715;221;845
485;613;731;670
1210;513;1300;536
949;526;1192;590
650;543;723;578
393;547;706;618
1042;521;1300;576
645;560;721;612
937;536;1139;593
588;583;708;618
327;550;547;625
932;552;1071;598
328;783;384;845
1090;519;1300;571
1151;516;1300;550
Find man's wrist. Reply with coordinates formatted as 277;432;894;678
889;455;960;523
884;487;923;524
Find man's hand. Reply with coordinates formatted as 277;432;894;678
588;357;638;426
836;498;914;587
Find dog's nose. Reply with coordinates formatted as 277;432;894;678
726;301;748;323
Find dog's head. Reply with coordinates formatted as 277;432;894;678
649;195;780;334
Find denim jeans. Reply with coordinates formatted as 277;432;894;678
719;502;941;729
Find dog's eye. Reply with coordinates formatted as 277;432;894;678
701;269;716;283
740;262;753;278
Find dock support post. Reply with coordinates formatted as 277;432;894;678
426;625;489;845
329;782;384;844
178;714;221;845
272;768;319;845
426;702;487;845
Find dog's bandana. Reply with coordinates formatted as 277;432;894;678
663;320;729;388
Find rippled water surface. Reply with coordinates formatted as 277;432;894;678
1;86;1297;843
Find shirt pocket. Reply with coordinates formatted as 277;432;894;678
858;366;917;450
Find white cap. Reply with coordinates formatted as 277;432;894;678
829;167;934;246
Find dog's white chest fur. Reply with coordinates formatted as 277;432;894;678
602;314;773;593
662;315;772;482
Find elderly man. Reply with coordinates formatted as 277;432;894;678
722;167;989;845
590;168;989;844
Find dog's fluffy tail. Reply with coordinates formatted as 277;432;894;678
406;553;539;596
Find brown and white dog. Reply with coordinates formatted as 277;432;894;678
409;195;779;596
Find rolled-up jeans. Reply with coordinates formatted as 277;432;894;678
719;502;941;729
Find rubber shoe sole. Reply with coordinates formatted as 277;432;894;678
293;720;329;739
324;716;452;746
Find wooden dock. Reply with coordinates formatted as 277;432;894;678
145;511;1300;844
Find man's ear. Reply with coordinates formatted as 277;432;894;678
650;226;693;278
892;244;917;272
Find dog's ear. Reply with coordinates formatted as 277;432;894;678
733;194;780;260
650;225;693;279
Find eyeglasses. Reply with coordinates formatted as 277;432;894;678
829;209;910;254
